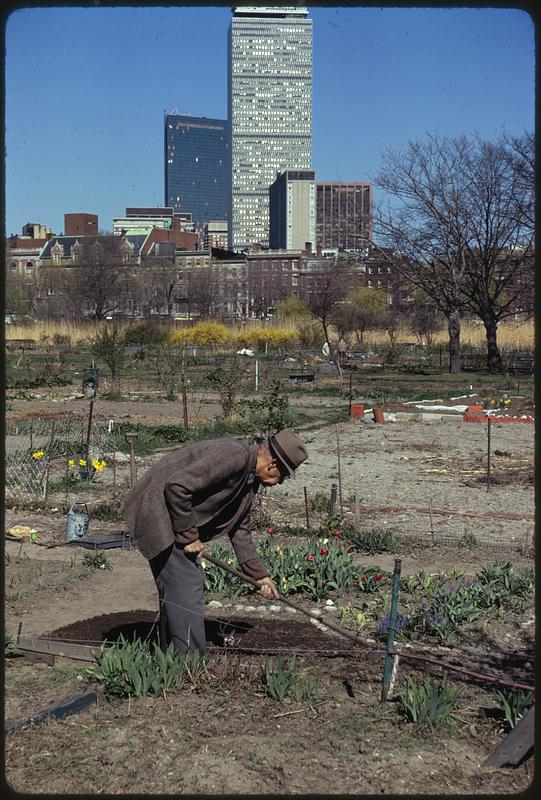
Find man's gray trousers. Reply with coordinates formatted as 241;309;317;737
149;544;207;656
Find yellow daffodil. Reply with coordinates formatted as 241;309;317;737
79;458;87;467
92;458;106;472
32;450;45;459
68;459;76;469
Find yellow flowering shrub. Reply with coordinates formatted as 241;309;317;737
184;319;231;347
237;326;299;351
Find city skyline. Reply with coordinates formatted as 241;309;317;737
5;5;535;238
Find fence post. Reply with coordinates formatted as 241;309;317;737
330;483;338;517
381;558;402;701
125;432;138;488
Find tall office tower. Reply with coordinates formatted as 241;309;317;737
228;6;312;251
164;114;230;232
316;183;373;252
269;169;315;250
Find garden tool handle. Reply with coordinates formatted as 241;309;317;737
199;549;374;649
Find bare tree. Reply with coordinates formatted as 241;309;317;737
374;131;534;373
374;134;474;373
459;132;534;370
187;267;215;319
138;258;180;318
69;237;127;320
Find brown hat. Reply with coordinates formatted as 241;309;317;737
267;430;308;479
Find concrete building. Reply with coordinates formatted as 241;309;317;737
316;182;372;252
203;221;229;251
269;169;315;250
228;6;312;250
164;114;230;233
64;213;98;236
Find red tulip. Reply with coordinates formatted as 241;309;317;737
347;547;353;553
268;527;275;534
306;554;315;562
375;575;382;581
361;575;366;583
334;530;342;537
320;546;328;555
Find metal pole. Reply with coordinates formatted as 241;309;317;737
85;400;94;480
336;425;343;514
303;486;311;529
348;373;352;415
381;558;402;701
255;359;259;392
330;483;338;517
487;417;491;492
182;381;189;430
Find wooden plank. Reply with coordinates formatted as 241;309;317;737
483;705;535;768
16;635;103;663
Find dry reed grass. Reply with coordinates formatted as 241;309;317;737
5;316;534;350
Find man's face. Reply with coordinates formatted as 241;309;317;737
256;452;290;486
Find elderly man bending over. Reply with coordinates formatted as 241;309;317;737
122;430;308;657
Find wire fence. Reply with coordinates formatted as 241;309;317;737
5;414;118;502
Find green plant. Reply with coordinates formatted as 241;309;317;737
455;530;478;549
357;569;386;593
235;380;295;440
91;324;127;392
203;355;250;418
496;688;534;731
262;656;319;702
397;676;461;727
83;552;112;571
346;527;402;555
87;635;205;697
310;491;331;514
5;634;20;657
339;603;367;632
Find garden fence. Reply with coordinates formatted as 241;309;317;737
5;414;117;502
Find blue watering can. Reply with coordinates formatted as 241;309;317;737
65;502;90;542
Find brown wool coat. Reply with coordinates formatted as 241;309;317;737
122;438;264;569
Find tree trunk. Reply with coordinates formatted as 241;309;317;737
484;316;502;372
447;308;462;373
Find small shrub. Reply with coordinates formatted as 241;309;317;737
397;676;461;727
263;656;319;702
83;552;112;571
310;491;331;514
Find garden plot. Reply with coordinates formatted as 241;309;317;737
4;380;536;795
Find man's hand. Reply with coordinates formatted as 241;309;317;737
257;576;280;600
183;538;205;556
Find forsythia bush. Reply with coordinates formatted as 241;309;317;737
237;326;300;351
170;321;231;347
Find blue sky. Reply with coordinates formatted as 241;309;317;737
4;4;535;236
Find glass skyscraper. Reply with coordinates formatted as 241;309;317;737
164;114;230;232
228;6;312;251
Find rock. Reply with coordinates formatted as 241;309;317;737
268;604;282;612
325;599;335;606
244;605;257;612
234;604;245;612
206;600;222;608
285;607;297;614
